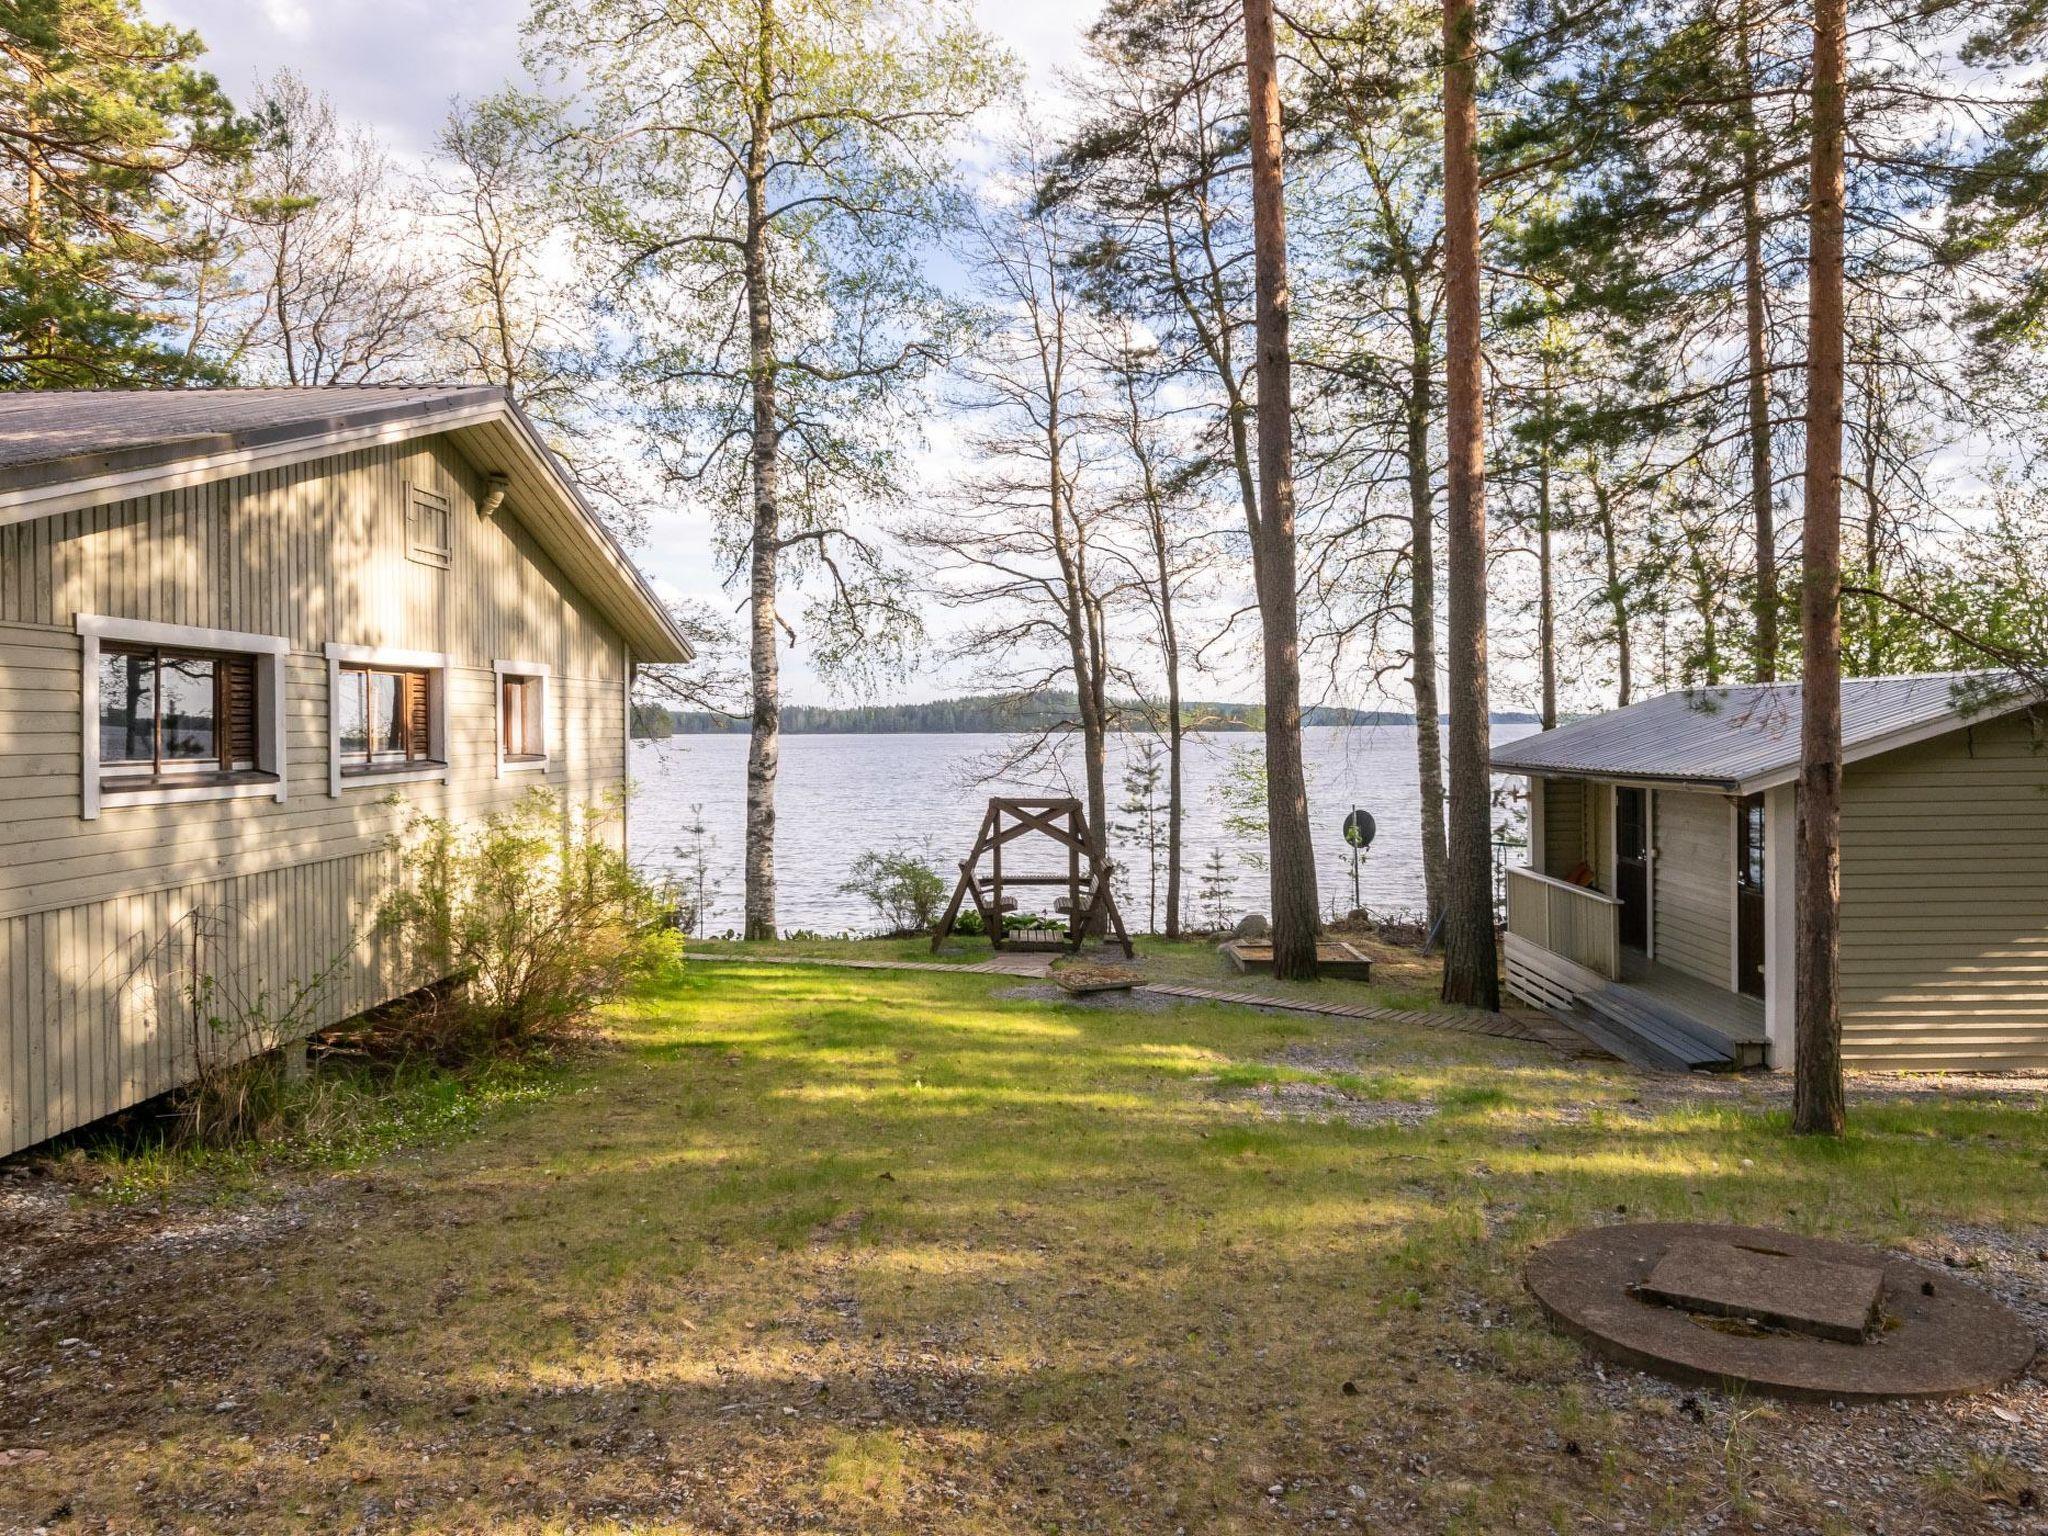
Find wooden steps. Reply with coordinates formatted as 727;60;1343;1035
1595;978;1767;1071
1508;933;1769;1074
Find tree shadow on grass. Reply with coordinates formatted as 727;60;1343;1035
3;962;2043;1532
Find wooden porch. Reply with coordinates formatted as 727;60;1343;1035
1505;867;1769;1072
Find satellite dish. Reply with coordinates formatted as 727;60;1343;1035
1343;809;1376;849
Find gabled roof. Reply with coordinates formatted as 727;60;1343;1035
1491;672;2036;792
0;386;692;663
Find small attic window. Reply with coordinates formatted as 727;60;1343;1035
406;482;452;569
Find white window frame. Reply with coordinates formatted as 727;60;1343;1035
76;614;290;821
324;642;451;797
491;659;552;777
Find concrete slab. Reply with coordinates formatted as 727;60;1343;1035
1639;1237;1882;1343
1526;1222;2037;1401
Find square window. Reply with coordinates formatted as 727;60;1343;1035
337;669;369;758
159;655;219;762
336;664;438;774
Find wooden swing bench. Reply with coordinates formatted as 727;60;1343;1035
931;797;1134;957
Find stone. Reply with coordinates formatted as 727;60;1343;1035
1638;1237;1883;1343
1232;913;1271;939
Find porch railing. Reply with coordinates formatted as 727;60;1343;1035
1504;867;1621;980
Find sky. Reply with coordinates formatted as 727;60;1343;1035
152;0;1112;707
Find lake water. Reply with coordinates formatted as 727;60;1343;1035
629;724;1538;936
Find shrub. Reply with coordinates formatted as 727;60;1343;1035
837;844;949;934
381;788;681;1055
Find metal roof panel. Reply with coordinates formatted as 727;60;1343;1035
1490;672;2028;786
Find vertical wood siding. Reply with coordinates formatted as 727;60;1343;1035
0;434;632;1155
0;852;422;1153
1540;778;1586;880
1652;788;1734;987
1839;710;2048;1069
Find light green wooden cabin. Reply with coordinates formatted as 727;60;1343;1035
0;387;692;1156
1492;675;2048;1074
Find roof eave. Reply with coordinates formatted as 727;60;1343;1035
1490;759;1743;792
1496;686;2044;798
1734;692;2041;794
444;410;694;665
0;392;694;666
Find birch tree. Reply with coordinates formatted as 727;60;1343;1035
422;93;637;536
1293;0;1450;925
1088;320;1212;940
526;0;1005;939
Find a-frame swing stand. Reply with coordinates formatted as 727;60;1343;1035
931;797;1134;957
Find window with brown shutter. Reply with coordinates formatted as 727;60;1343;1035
224;656;257;769
407;670;431;751
96;645;271;786
335;664;439;773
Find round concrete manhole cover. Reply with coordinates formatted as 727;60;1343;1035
1526;1222;2037;1401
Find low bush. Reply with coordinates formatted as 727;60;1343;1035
381;788;682;1058
836;843;949;934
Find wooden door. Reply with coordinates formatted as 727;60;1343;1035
1616;787;1649;951
1736;793;1766;998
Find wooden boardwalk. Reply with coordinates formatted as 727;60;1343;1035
680;952;1604;1057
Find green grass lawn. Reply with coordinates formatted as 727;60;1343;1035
2;954;2042;1533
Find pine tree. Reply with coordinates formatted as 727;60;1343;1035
1291;0;1450;928
1114;737;1168;933
0;0;252;385
1240;0;1321;979
1493;0;1810;686
1794;0;1848;1137
1438;0;1500;1009
1198;846;1238;932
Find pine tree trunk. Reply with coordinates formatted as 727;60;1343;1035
1794;0;1847;1137
1537;357;1557;730
1243;0;1320;979
1404;278;1449;931
741;78;781;942
1737;0;1779;683
1439;0;1499;1009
